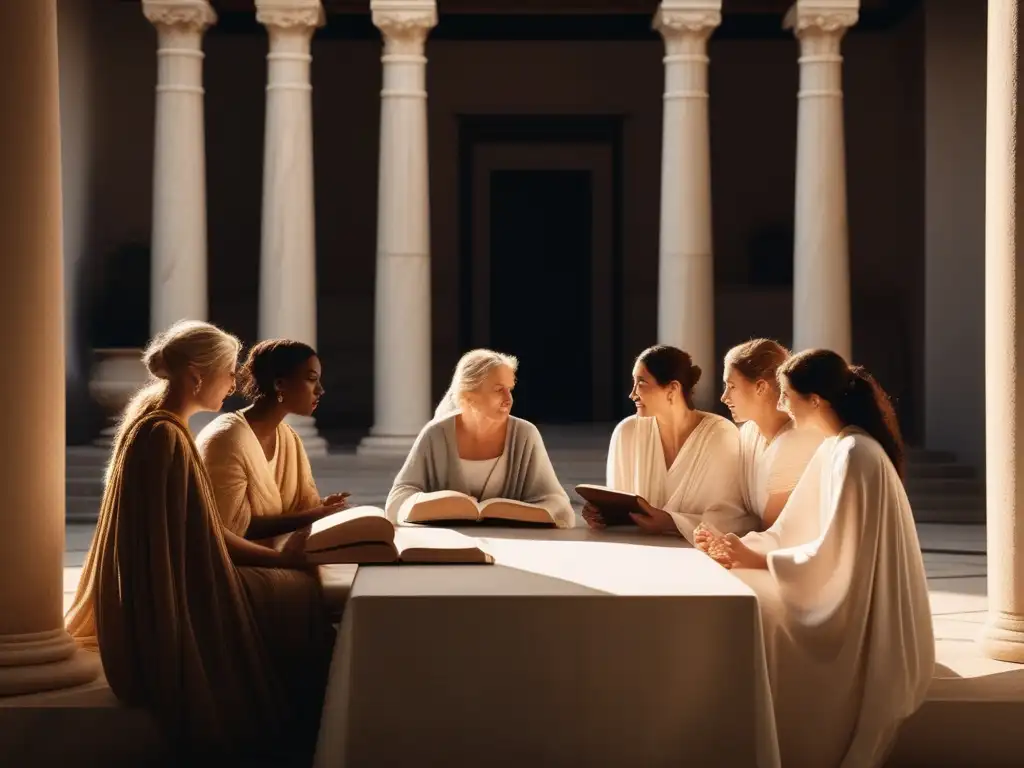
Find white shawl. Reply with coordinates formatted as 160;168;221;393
607;413;757;543
738;420;823;519
735;429;934;768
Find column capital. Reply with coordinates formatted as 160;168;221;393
784;0;859;36
653;1;721;39
255;0;325;31
142;0;216;32
371;0;438;42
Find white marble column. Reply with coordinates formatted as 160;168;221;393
785;0;858;360
0;0;99;696
358;0;437;456
981;0;1024;664
654;1;720;411
142;0;215;331
255;0;328;455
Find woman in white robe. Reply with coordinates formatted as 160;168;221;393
582;344;759;542
719;339;822;526
706;349;934;768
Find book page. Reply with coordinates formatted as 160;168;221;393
478;498;556;526
394;527;493;565
405;490;481;523
305;505;394;553
306;541;399;565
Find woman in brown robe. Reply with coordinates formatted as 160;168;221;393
65;320;333;764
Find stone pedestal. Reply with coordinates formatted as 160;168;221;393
255;0;328;456
358;0;438;457
0;0;100;696
88;348;149;448
980;0;1024;664
654;1;720;410
785;0;858;360
142;0;215;331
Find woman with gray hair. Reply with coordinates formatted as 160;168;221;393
385;348;575;528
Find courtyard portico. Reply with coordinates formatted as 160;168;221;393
2;0;1024;764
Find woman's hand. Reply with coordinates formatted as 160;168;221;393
581;502;606;529
713;533;768;570
693;523;715;552
630;497;678;535
320;492;351;511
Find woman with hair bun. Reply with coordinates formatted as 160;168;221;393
196;339;351;557
582;345;758;542
65;321;332;764
706;349;933;768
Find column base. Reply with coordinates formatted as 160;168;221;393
979;611;1024;664
356;432;417;457
285;414;329;457
0;629;100;697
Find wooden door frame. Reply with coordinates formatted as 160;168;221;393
457;115;624;422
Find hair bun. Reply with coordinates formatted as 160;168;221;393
689;364;702;386
146;348;170;380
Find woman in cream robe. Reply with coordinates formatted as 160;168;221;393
584;344;758;541
718;339;823;526
196;339;350;552
710;350;934;768
387;348;575;528
65;322;332;764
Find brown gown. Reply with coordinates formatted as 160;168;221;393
65;410;333;763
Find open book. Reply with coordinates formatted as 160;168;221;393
574;484;652;526
405;490;557;526
304;506;493;565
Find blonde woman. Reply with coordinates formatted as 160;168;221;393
385;349;575;528
718;339;822;527
196;339;351;555
65;321;332;764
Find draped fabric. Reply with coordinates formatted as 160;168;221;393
607;413;758;543
735;430;934;768
196;410;320;538
65;411;332;763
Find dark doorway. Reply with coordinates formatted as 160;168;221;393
489;169;593;423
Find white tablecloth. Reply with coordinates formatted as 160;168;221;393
314;527;780;767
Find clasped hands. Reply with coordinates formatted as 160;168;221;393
693;524;767;570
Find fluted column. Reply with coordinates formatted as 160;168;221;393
654;1;720;411
0;0;99;696
981;0;1024;664
256;0;328;455
358;0;437;456
143;0;215;330
785;0;857;360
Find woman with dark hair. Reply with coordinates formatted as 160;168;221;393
582;345;758;541
196;339;351;563
716;338;822;526
706;349;933;768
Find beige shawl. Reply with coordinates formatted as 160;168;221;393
735;430;934;768
195;411;321;538
65;411;331;761
606;413;759;543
